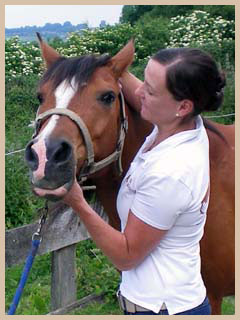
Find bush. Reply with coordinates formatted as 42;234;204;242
166;10;235;67
5;75;45;229
134;15;170;60
5;36;43;77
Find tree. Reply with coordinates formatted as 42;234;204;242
201;5;234;20
120;5;154;25
148;5;194;18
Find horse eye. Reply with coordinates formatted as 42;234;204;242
37;93;44;104
100;92;116;105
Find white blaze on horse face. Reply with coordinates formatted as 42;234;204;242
32;79;77;181
39;78;77;140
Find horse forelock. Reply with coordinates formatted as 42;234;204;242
40;54;112;90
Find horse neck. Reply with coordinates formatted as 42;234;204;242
121;103;153;175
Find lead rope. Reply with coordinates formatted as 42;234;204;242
7;201;49;315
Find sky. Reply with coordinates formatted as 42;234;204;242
5;5;124;28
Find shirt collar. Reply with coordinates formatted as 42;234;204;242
139;116;204;159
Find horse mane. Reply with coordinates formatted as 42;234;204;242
40;54;111;90
202;117;229;146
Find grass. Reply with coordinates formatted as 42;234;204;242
5;239;121;315
69;300;123;315
222;296;235;315
5;238;234;315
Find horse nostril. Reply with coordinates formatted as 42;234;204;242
25;141;39;170
52;140;73;165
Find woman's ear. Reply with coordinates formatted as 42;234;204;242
177;99;194;117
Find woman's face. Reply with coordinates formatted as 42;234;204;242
136;59;180;126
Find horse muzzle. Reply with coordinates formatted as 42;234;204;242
25;137;76;200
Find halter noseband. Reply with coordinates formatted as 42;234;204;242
32;91;128;183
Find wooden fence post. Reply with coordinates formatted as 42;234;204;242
51;244;77;311
6;200;108;313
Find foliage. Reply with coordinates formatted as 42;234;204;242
142;5;194;20
166;10;235;67
120;5;154;25
5;23;147;78
5;10;235;79
5;240;121;315
76;240;120;304
6;252;51;314
52;23;160;68
58;23;136;57
5;37;42;77
120;5;234;25
202;63;235;124
135;15;170;57
5;75;45;229
5;237;234;315
200;5;235;21
120;5;195;25
69;300;122;315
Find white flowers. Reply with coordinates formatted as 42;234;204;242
166;10;234;49
5;16;234;80
5;36;42;77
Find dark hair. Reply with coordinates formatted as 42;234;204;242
40;54;111;90
152;48;226;116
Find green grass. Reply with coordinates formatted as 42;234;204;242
69;300;123;315
5;238;234;315
5;239;121;315
222;296;235;315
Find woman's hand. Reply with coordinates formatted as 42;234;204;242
63;178;86;212
119;70;143;113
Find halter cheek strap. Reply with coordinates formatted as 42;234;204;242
32;91;128;181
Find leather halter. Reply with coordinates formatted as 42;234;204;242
32;91;128;183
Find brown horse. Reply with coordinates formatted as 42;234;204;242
25;35;235;314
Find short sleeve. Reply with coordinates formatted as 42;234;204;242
130;173;192;230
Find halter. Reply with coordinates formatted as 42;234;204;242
32;91;128;183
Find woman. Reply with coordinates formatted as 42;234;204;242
63;47;226;315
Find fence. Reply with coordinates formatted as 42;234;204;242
5;200;108;315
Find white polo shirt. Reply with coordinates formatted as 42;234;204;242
116;116;210;315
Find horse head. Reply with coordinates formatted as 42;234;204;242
25;33;134;200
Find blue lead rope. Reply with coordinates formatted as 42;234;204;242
7;201;48;315
7;238;41;315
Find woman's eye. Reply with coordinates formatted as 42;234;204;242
100;92;116;105
143;82;153;96
37;93;44;104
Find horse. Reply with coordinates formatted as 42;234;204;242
24;34;235;315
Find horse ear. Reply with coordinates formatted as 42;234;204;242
109;39;135;78
36;32;60;69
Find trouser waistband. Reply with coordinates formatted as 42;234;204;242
117;290;167;313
